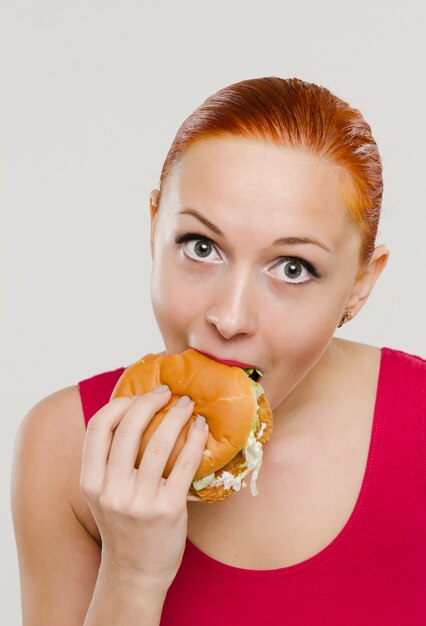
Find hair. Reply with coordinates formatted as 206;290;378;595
157;76;383;268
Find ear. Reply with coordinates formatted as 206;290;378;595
150;189;160;259
344;244;389;317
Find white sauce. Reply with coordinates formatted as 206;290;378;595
208;429;264;496
256;421;266;440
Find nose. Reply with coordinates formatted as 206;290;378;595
205;268;258;339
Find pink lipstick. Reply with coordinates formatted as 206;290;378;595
194;349;259;370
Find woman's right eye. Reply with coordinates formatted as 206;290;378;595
175;233;222;263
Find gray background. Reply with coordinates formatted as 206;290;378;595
2;0;425;622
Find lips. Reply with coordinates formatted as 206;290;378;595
194;349;260;371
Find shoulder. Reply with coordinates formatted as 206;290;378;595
332;339;424;404
15;384;86;466
16;383;86;448
335;338;425;372
13;383;101;544
332;338;382;378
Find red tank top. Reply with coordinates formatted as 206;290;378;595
78;347;426;625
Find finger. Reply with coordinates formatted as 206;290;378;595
80;396;137;498
104;388;173;485
163;415;209;502
134;396;195;497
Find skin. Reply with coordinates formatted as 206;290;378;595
148;135;389;442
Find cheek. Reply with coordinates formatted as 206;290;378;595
285;322;332;369
265;280;343;347
151;258;176;325
262;297;341;409
150;253;202;342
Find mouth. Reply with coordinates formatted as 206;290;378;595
193;349;262;381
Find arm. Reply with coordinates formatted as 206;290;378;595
84;562;168;625
11;386;169;626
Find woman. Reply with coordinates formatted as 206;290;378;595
11;77;425;625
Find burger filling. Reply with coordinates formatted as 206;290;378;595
192;368;266;496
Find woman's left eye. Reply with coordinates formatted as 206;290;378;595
270;258;316;285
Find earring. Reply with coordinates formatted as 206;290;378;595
337;310;353;328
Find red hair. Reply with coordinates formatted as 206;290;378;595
157;77;383;268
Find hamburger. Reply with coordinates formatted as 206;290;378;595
110;348;273;503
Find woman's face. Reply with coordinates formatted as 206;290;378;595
150;136;372;412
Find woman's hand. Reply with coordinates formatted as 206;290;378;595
80;385;208;589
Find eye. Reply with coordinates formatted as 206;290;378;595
269;257;318;285
175;233;222;263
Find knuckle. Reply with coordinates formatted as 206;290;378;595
114;422;140;439
110;396;134;407
79;479;98;500
149;386;171;396
88;398;133;431
176;455;198;474
123;502;147;520
99;493;123;514
155;499;179;520
145;436;167;456
144;391;170;406
86;416;102;431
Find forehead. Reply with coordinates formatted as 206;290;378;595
162;136;358;250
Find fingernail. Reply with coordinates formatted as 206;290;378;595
195;414;206;429
175;395;191;407
153;384;170;393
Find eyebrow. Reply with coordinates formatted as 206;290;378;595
178;208;335;255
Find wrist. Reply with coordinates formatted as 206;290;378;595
98;556;173;597
84;560;169;626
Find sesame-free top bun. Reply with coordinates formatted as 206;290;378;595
111;350;257;480
109;349;258;483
